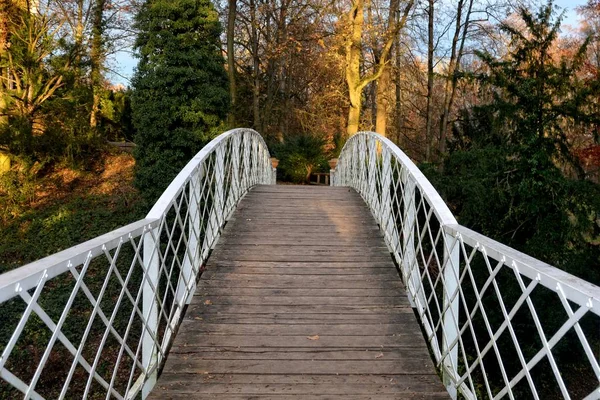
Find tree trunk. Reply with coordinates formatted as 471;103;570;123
395;25;403;145
424;0;435;162
250;0;261;130
90;0;105;129
348;96;361;136
345;0;365;136
375;0;400;137
227;0;237;126
375;67;390;136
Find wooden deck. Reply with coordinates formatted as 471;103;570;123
150;185;448;399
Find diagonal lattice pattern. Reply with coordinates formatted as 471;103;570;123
0;129;272;399
334;131;600;400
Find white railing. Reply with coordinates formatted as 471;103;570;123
0;128;272;399
333;132;600;400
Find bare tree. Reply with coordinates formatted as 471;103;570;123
438;0;475;156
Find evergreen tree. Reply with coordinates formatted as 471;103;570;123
434;1;600;271
131;0;229;204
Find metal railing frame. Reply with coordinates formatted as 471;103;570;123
333;131;600;400
0;128;272;399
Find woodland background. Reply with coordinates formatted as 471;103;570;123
0;0;598;279
0;0;599;398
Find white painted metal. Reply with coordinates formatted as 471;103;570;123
334;131;600;400
0;128;272;399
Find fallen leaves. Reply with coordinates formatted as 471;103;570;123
204;300;212;305
306;335;320;341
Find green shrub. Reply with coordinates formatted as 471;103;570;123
273;134;329;183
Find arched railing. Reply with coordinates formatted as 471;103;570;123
333;132;600;400
0;129;272;399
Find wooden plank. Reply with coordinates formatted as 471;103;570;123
220;231;384;239
176;323;423;336
211;245;390;254
204;261;395;269
194;288;403;298
151;374;445;394
227;219;378;227
162;359;437;375
199;273;403;285
190;295;409;306
150;393;449;399
166;347;431;360
169;335;427;349
185;304;412;315
200;267;398;276
209;254;392;262
182;312;416;325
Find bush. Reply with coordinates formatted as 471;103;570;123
273;134;329;183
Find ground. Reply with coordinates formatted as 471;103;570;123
0;150;145;273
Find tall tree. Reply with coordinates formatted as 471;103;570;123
344;0;414;136
131;0;229;203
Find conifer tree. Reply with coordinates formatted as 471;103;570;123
131;0;229;204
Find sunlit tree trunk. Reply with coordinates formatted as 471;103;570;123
345;0;365;136
375;0;404;137
375;67;390;136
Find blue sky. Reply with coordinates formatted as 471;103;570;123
106;0;588;86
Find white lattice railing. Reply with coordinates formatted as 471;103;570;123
0;129;272;399
333;132;600;400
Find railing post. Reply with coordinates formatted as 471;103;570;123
270;157;279;185
181;168;202;305
401;171;422;311
328;158;338;187
442;229;460;398
142;226;160;399
380;147;400;255
203;146;225;257
226;135;241;216
366;136;380;217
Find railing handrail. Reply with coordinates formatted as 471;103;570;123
445;224;600;312
147;128;271;219
0;128;273;400
334;131;600;400
0;219;157;303
339;132;458;226
0;128;271;304
336;131;600;311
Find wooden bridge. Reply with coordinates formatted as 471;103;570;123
149;185;448;399
1;129;598;400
